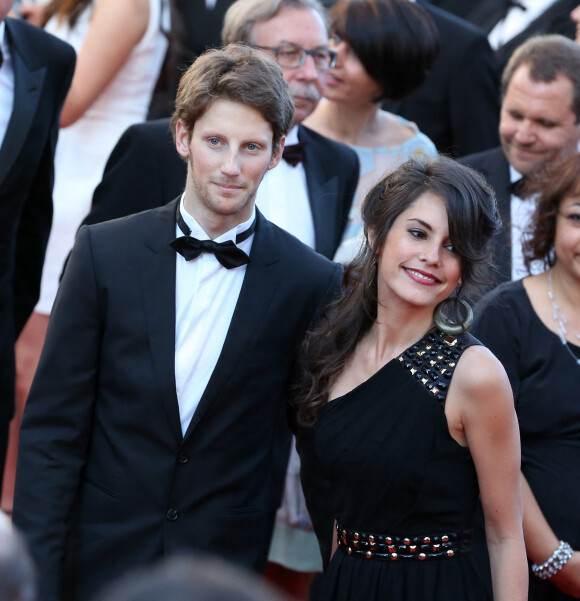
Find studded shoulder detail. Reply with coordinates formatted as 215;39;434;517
397;329;472;408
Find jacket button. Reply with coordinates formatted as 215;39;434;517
166;508;178;521
177;454;189;464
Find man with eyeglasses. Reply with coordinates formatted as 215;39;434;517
79;0;359;263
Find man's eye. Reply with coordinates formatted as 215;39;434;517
279;48;301;59
209;138;220;145
247;143;258;151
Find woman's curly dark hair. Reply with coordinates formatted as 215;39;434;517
293;155;500;426
522;153;580;272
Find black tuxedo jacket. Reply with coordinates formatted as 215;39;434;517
460;146;512;283
492;0;578;72
173;0;235;63
431;0;577;55
382;1;500;157
0;18;75;424
81;120;359;260
13;200;342;601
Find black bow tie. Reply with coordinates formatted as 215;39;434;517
509;177;526;197
282;142;306;167
170;204;255;269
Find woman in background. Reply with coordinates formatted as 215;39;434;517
304;0;439;263
295;156;527;601
473;153;580;600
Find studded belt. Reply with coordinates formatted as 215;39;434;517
336;523;471;561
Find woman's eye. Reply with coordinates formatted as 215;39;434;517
444;243;456;253
567;213;580;222
409;228;426;239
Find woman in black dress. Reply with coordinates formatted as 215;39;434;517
295;156;527;601
473;153;580;600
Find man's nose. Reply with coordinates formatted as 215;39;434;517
514;120;536;145
296;53;319;81
221;150;241;176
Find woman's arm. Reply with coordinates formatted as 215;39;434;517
521;474;580;597
59;0;150;127
449;346;528;601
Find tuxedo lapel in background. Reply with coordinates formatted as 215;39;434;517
299;126;342;258
141;199;182;443
494;0;577;70
0;22;45;188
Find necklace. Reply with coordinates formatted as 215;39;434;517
548;270;580;367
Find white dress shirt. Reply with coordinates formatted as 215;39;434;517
489;0;558;49
255;126;316;250
509;165;544;279
0;21;15;151
174;196;255;436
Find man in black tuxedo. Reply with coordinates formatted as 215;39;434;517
0;6;75;490
461;34;580;283
82;0;359;262
382;0;501;157
13;45;342;601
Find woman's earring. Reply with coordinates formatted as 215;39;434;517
433;297;473;336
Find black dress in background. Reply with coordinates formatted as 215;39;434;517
473;279;580;601
298;329;491;601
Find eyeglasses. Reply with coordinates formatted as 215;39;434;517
256;45;337;71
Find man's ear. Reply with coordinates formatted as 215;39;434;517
175;119;191;159
268;136;285;170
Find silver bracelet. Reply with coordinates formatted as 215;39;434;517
531;541;574;580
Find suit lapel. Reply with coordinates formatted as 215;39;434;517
299;125;341;258
182;211;283;441
141;199;183;442
495;0;577;68
481;149;512;283
0;21;46;187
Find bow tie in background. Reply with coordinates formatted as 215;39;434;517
282;142;307;167
509;177;526;197
170;205;255;269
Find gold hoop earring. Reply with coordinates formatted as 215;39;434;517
433;297;473;336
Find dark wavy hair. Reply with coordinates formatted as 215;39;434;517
329;0;440;102
522;153;580;271
294;155;500;425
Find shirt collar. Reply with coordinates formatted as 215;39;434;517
0;21;7;55
509;164;523;184
178;195;256;243
286;125;299;146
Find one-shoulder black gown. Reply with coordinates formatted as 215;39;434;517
298;328;491;601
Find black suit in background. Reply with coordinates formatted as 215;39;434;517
492;0;577;72
382;1;501;157
81;120;359;260
460;146;512;283
0;17;75;484
172;0;236;73
429;0;577;73
13;199;343;601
